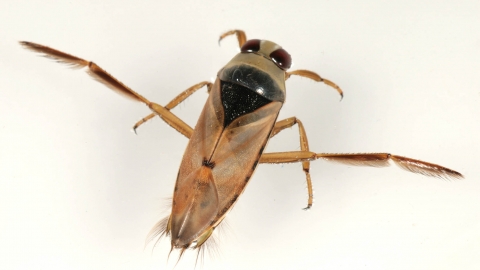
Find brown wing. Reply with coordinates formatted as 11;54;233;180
169;77;282;247
174;78;226;184
169;166;219;248
167;79;225;247
209;101;282;220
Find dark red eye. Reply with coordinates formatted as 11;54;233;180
241;39;261;53
269;48;291;70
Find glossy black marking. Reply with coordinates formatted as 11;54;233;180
220;81;272;128
220;65;285;102
202;158;215;169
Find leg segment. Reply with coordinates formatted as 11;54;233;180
266;117;314;210
286;69;344;99
218;30;247;48
260;151;463;179
132;81;212;133
20;41;194;139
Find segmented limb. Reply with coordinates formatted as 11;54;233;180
19;41;195;139
286;69;344;99
132;81;212;133
260;151;463;179
218;30;247;48
266;117;314;209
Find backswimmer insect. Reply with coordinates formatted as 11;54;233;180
20;30;463;262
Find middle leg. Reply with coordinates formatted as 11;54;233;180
132;81;212;133
265;117;314;210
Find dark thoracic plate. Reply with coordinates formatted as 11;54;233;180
220;64;285;102
220;81;272;128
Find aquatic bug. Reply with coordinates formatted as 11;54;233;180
20;29;463;261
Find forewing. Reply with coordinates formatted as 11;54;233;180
168;79;224;247
175;78;224;183
170;166;219;247
211;101;282;220
169;77;282;244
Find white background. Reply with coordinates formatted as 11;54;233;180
1;1;479;269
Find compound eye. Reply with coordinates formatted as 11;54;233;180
269;48;292;70
240;39;261;53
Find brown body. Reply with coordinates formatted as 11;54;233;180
162;39;289;250
20;30;463;262
168;77;282;248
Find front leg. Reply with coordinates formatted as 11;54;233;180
286;69;344;99
218;29;247;48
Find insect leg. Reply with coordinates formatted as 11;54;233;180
133;81;212;133
260;151;463;179
20;41;194;138
267;117;314;209
286;69;344;99
218;30;247;48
